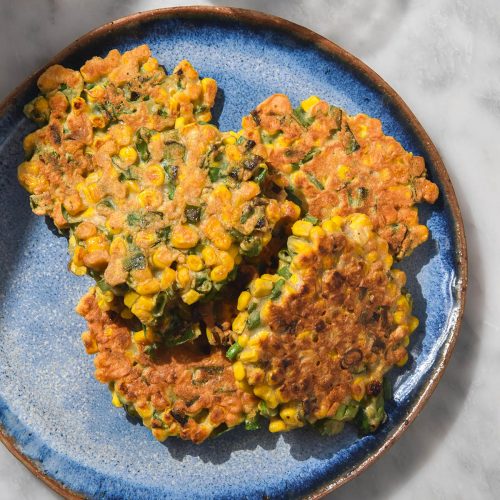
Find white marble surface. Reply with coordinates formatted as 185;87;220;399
0;0;498;498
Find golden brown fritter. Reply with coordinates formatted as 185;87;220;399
231;214;418;434
77;289;259;443
240;94;439;258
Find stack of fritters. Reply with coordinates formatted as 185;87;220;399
18;45;438;443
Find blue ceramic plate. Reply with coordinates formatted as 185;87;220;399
0;7;466;499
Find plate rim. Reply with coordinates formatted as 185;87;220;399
0;6;468;499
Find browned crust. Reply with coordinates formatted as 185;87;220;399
0;6;467;500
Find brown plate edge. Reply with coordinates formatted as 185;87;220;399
0;6;468;500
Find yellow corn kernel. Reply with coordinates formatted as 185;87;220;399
265;201;282;224
385;254;394;268
351;377;366;402
292;220;313;238
232;361;246;381
201;77;216;95
310;226;325;242
213;184;231;203
86;182;103;203
366;250;379;263
409;316;419;333
393;311;406;325
201;246;219;266
175;117;187;129
349;213;371;230
239;181;260;202
138;189;163;209
289;237;313;255
135;279;161;296
232;312;249;334
223;135;236;145
269;419;287;433
152;247;173;269
337;164;350;180
152;428;168;442
210;265;228;283
160;268;177;289
124;291;139;308
171;225;199;249
237;291;251;311
248;330;269;347
182;289;201;305
111;391;123;408
186;255;203;272
131;296;155;323
238;333;249;348
125;180;140;194
280;406;302;427
250;278;273;298
321;218;340;234
70;262;87;276
135;230;157;248
136;404;154;419
133;330;147;343
225;144;242;162
397;351;409;367
145;164;165;186
119;146;138;165
403;335;410;347
142;57;159;72
176;265;191;289
301;95;320;112
218;251;234;271
110;237;127;256
110;123;133;146
240;348;259;363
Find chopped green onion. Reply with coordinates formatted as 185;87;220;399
226;342;243;360
306;172;324;190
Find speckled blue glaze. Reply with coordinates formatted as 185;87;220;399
0;11;464;499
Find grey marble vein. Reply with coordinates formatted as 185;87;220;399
0;1;498;499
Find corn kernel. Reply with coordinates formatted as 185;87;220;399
238;334;249;348
176;266;191;288
186;255;203;272
142;57;159;72
201;245;218;266
269;419;287;433
160;268;177;289
232;312;249;334
131;296;155;323
138;189;163;209
135;279;161;296
145;164;165;186
351;377;366;401
292;220;313;238
124;291;139;308
111;391;123;408
120;309;133;319
280;406;302;427
248;278;271;298
301;95;320;112
240;348;259;363
211;265;229;283
225;144;242;162
182;289;201;305
136;404;154;419
233;361;246;381
152;428;168;442
175;117;187;129
152;247;173;269
393;311;406;325
133;330;147;343
237;291;251;311
409;316;419;333
171;225;199;249
119;146;138;165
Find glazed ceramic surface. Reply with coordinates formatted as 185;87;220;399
0;8;466;499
